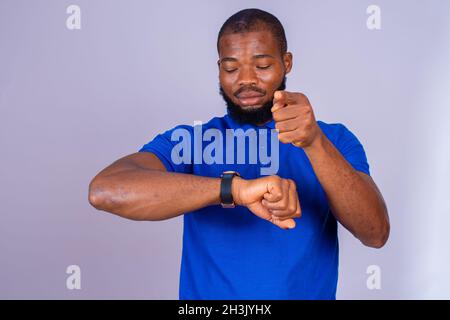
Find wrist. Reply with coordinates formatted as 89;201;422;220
231;176;245;206
303;129;326;153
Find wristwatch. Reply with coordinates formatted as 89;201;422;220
220;171;240;208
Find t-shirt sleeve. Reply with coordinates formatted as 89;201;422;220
334;124;371;176
138;125;193;174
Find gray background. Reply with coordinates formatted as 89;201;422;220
1;0;449;299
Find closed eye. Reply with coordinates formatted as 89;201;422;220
257;65;271;70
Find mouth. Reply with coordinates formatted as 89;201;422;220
236;91;266;107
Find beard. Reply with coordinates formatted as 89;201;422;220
219;76;287;126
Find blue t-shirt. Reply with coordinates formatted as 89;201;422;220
139;114;370;300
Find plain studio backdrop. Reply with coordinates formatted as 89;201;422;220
1;0;449;299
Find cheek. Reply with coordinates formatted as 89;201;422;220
259;73;278;84
219;72;236;87
220;73;241;98
258;67;284;89
219;75;230;90
219;75;237;97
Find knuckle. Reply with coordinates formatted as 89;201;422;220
278;134;288;143
296;130;306;141
269;175;279;182
275;122;284;131
304;118;312;126
272;175;282;184
273;113;281;122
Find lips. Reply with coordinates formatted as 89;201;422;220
236;91;265;106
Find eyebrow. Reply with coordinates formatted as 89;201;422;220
219;54;275;64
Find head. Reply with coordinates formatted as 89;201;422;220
217;8;293;125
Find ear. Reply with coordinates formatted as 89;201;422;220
283;52;293;74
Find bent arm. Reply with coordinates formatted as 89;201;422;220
303;133;390;248
88;152;221;221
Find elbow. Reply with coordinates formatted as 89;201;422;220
88;177;117;211
88;188;103;210
88;176;149;221
362;219;390;249
88;178;104;209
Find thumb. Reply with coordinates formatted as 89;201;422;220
271;216;296;230
247;201;273;221
248;202;296;230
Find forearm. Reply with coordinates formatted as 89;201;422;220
89;168;221;221
303;132;389;248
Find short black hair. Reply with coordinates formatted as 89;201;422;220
217;8;288;55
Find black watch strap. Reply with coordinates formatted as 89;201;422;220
220;171;240;208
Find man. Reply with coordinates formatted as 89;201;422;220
88;8;389;299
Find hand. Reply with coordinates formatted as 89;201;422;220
272;91;323;149
232;175;301;230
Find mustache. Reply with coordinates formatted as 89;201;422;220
219;76;287;126
234;86;266;97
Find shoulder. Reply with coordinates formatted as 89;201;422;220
318;121;351;142
317;120;366;150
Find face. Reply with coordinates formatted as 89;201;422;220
218;29;292;125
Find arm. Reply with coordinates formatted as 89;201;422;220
272;90;390;248
88;152;300;229
303;133;389;248
88;152;221;221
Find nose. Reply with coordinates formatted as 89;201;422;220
238;65;257;87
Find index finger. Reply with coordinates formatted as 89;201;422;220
272;91;297;112
273;90;298;103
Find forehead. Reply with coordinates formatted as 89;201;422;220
218;30;279;58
